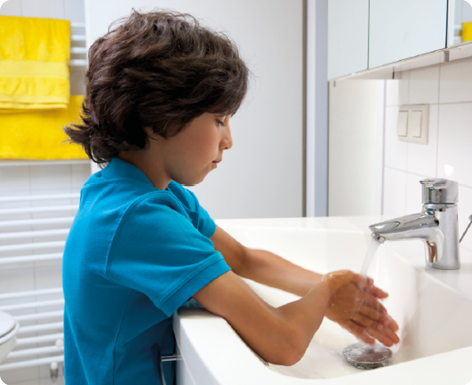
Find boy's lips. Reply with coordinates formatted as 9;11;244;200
212;159;222;164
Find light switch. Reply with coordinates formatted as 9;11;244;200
409;110;422;138
397;105;429;144
397;111;408;137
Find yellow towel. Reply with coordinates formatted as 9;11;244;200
0;95;88;159
462;22;472;43
0;16;71;110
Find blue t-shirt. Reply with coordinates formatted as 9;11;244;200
63;157;230;384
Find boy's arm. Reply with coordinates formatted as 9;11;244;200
193;270;330;365
208;225;400;361
193;269;399;366
211;225;322;296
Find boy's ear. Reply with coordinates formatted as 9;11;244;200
144;126;159;141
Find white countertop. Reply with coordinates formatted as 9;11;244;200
173;216;472;385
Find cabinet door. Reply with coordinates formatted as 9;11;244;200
448;0;472;47
369;0;448;68
328;0;369;79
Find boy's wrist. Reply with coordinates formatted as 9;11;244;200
318;277;335;304
306;279;334;308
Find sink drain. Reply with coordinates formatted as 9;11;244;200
343;342;392;370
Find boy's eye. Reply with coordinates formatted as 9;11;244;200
216;119;224;127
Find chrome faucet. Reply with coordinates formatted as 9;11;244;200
369;178;460;270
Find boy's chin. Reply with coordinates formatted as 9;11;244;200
179;173;209;187
180;178;203;187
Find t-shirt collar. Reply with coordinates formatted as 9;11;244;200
101;157;154;187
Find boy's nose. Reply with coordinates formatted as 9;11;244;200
222;127;233;150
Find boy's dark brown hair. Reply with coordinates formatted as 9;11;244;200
64;10;249;165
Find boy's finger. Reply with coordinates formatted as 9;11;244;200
356;304;386;323
381;325;400;344
344;320;375;345
359;290;387;315
386;316;399;331
348;273;372;288
351;312;383;331
365;327;396;347
366;285;389;299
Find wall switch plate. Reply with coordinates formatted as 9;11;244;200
397;105;429;144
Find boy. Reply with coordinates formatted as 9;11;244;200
63;10;399;385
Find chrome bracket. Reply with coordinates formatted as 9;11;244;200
460;215;472;243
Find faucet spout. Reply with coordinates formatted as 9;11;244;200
369;211;440;242
369;209;459;270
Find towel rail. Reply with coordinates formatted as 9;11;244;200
70;59;87;67
15;310;63;322
70;21;87;68
71;34;86;43
0;228;69;240
17;322;63;335
0;252;62;265
0;193;79;202
0;288;63;301
0;356;64;371
0;205;78;216
71;47;87;54
8;346;63;359
16;333;63;347
0;240;65;253
0;299;64;312
0;217;74;228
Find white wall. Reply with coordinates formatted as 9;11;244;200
328;80;384;216
383;58;472;253
0;1;89;384
84;0;305;220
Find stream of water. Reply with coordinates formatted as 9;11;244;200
343;237;394;369
360;238;381;278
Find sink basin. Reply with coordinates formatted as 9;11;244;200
224;226;472;380
174;217;472;385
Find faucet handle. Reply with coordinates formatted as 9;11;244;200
420;178;458;205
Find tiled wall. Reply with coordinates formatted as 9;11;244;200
383;56;472;252
0;1;90;384
0;0;84;20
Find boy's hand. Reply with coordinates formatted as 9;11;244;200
322;270;400;347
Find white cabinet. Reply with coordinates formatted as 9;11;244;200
328;0;369;79
369;0;448;68
328;0;449;78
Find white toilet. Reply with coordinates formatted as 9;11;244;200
0;311;19;363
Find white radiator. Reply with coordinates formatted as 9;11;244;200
0;192;80;373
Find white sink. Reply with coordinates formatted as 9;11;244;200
227;227;472;379
174;217;472;385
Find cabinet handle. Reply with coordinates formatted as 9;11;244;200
159;354;182;385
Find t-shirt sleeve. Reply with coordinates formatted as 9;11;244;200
106;194;230;317
168;182;216;238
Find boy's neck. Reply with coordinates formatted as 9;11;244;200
117;151;171;191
